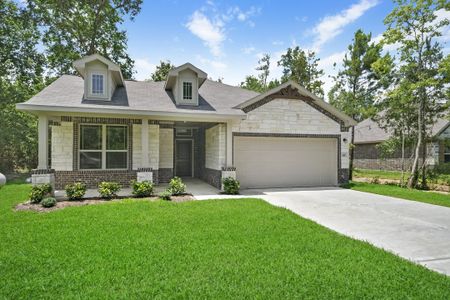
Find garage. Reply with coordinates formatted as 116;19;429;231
234;136;338;188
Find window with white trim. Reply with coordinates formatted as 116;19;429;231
183;82;192;100
79;124;128;170
91;74;105;95
444;145;450;163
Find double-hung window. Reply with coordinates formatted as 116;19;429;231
79;125;128;170
183;82;192;100
444;145;450;163
91;74;105;95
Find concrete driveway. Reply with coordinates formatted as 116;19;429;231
195;186;450;276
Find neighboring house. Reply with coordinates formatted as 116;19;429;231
354;116;450;171
17;54;355;190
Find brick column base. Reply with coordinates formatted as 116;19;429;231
31;169;56;195
221;167;236;191
137;168;153;183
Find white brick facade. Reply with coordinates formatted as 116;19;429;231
51;121;73;171
205;124;226;170
132;124;159;170
232;98;351;169
159;128;174;168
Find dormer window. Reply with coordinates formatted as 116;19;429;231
91;73;105;95
183;82;193;100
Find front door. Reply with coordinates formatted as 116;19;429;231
175;139;193;177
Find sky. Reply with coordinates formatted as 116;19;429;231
124;0;449;96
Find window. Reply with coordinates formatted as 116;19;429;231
444;146;450;163
79;125;128;170
91;74;104;95
176;128;193;137
183;82;192;100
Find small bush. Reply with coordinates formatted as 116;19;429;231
222;177;240;194
98;182;121;200
41;197;57;208
65;182;87;201
29;184;52;204
160;189;172;201
370;176;380;184
131;180;154;197
169;177;186;195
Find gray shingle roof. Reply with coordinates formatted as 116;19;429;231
21;75;259;117
354;115;450;143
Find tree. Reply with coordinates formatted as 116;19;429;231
278;47;324;97
0;0;46;172
256;54;270;89
29;0;142;79
149;60;175;81
240;75;265;93
328;29;387;180
382;0;449;188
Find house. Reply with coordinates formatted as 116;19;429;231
354;116;450;171
17;54;356;190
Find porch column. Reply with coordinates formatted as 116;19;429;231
141;119;149;168
37;115;49;169
226;121;233;167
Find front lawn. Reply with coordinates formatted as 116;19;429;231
354;168;450;185
1;183;450;298
347;181;450;208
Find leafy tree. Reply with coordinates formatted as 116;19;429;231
278;47;324;97
381;0;449;188
328;29;388;180
149;60;175;81
28;0;142;79
240;75;265;93
256;54;270;89
0;0;46;172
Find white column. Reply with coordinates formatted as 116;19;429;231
37;115;48;169
141;119;150;168
226;121;233;167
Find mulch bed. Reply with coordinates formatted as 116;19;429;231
15;194;195;213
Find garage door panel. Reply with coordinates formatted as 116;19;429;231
234;136;337;188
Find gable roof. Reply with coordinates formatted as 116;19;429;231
73;53;124;86
16;75;258;119
235;80;357;127
354;115;450;144
165;63;208;90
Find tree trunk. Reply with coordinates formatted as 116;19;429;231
420;131;428;189
349;126;355;181
401;131;405;187
408;101;423;188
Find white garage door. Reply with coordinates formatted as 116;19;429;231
234;136;338;188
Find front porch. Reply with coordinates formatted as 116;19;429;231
33;116;236;191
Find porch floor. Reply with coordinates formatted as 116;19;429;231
54;178;221;200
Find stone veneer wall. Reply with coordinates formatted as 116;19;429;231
202;168;222;189
51;121;73;171
205;124;226;170
132;123;160;170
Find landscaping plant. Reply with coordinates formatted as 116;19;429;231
169;177;186;195
65;182;87;201
131;180;154;197
98;182;121;200
222;177;240;194
29;184;52;204
159;189;172;201
40;197;57;208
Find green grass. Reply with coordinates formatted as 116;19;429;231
354;168;450;185
347;181;450;208
1;183;450;298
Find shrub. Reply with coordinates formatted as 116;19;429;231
131;180;154;197
370;176;380;184
160;189;172;201
222;177;240;194
169;177;186;195
29;184;52;204
65;182;87;201
435;162;450;174
98;182;121;200
41;197;57;208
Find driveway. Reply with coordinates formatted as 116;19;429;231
195;186;450;276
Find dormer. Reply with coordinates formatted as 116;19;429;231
164;63;207;106
73;54;124;101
